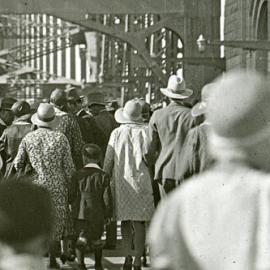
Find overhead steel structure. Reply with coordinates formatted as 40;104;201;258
0;0;221;102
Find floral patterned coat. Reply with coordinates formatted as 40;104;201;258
14;128;75;240
104;124;155;221
53;107;84;169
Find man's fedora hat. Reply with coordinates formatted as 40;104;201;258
65;86;84;102
31;103;57;128
160;75;193;99
191;83;215;117
115;99;144;124
87;91;106;106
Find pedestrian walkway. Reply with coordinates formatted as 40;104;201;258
44;223;150;269
43;247;150;269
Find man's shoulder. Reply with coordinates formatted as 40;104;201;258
152;104;191;117
167;166;270;207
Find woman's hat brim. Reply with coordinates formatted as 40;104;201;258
191;101;207;117
114;108;144;124
31;113;58;128
160;88;193;99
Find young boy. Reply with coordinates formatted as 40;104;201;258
71;144;112;270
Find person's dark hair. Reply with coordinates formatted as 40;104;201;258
83;143;102;162
0;180;53;248
11;100;31;117
50;88;67;108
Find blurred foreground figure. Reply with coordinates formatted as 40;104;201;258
148;70;270;270
0;180;52;270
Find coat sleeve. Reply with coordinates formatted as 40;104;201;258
61;135;76;181
176;128;200;181
0;130;8;165
103;130;116;178
103;174;113;218
14;139;27;171
69;115;84;169
145;113;160;175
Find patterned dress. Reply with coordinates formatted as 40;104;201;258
14;128;75;240
53;107;84;169
104;124;155;221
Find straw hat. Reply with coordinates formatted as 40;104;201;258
115;99;143;124
31;103;57;128
160;75;193;99
191;83;215;117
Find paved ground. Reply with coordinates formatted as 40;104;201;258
44;246;150;270
44;223;151;269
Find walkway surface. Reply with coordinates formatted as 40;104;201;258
43;247;150;270
44;223;151;269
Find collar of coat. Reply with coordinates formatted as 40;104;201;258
84;163;102;170
13;114;31;125
0;117;6;127
53;106;68;116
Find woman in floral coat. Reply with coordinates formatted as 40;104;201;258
14;103;75;269
104;99;155;270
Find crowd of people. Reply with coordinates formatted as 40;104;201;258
1;69;270;270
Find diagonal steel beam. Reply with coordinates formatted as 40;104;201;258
54;14;167;84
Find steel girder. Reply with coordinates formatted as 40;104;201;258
52;13;184;84
0;0;184;15
0;0;185;85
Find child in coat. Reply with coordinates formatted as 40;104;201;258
71;144;112;270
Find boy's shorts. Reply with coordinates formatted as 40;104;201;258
75;219;104;245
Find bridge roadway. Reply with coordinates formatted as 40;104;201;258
43;223;151;270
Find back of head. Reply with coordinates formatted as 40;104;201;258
206;70;270;168
50;88;67;107
207;70;270;139
83;143;102;163
0;180;53;250
11;101;31;118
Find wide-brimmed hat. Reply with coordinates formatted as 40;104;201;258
191;83;215;117
65;86;84;102
115;99;144;124
87;92;106;106
160;75;193;99
31;103;57;128
207;70;270;145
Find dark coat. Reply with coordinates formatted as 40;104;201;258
77;109;118;157
0;115;32;177
146;102;197;180
71;164;112;223
93;110;118;154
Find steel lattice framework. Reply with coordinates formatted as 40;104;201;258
0;0;221;103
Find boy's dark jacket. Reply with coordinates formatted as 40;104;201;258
70;164;112;221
